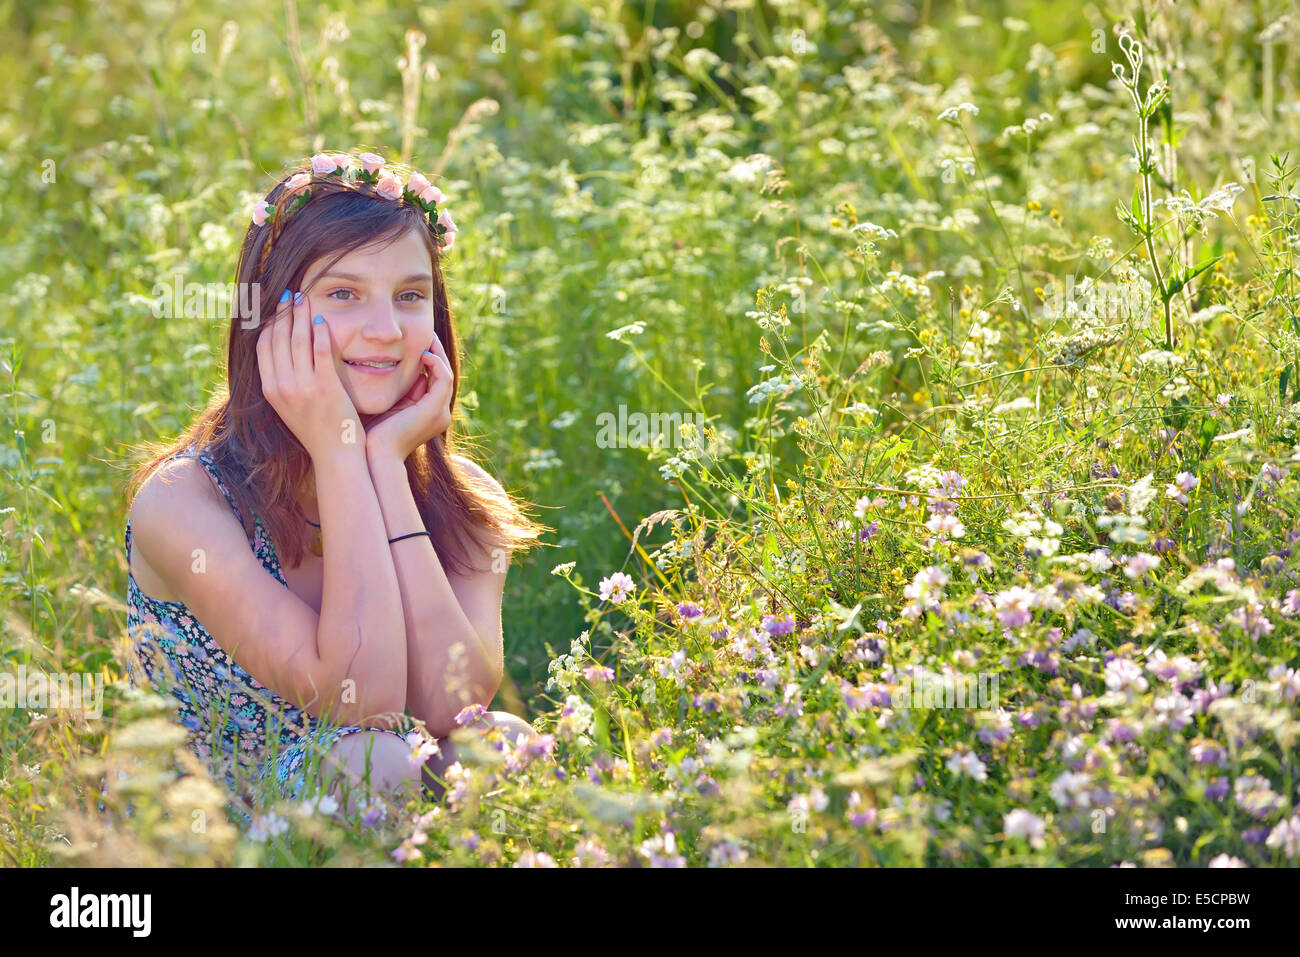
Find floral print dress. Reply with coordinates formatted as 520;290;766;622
124;443;414;815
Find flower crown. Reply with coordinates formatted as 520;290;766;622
250;151;459;269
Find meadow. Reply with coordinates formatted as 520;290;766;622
2;0;1299;866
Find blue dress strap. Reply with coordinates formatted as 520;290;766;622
180;444;251;537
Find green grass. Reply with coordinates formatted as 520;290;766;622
2;0;1299;866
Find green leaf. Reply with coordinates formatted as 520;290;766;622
1282;363;1293;404
1198;415;1218;457
1166;255;1222;299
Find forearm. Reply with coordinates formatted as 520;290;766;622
366;449;500;737
313;446;409;723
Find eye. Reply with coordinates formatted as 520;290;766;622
398;290;427;303
327;288;357;301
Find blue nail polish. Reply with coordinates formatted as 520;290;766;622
313;316;323;324
279;289;291;303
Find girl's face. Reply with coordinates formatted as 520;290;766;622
299;227;437;426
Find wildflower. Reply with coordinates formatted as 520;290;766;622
925;513;966;541
574;838;610;867
1234;775;1284;821
1104;657;1149;695
1207;854;1248;867
582;664;615;683
454;703;488;727
976;710;1013;745
946;750;988;782
993;586;1038;629
514;850;559;868
938;102;979;122
391;830;428;863
247;812;289;843
638;831;686;867
360;797;387;828
657;649;690;687
676;601;704;620
550;561;576;577
649;728;673;748
297;794;340;818
1227;603;1274;642
1265;816;1300;859
1124;552;1160;580
605;320;646;342
775;682;804;719
762;613;796;637
1003;808;1047;848
1049;771;1093;809
1206;778;1231;801
598;572;635;604
857;520;880;542
405;731;441;768
707;840;749;866
851;221;898;240
1282;590;1300;617
1260;462;1288;489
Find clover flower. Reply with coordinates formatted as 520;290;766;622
599;572;635;604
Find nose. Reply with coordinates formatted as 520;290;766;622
363;298;404;342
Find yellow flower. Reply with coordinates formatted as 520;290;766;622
1027;200;1042;212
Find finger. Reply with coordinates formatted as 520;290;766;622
312;312;332;380
261;291;293;384
256;323;278;399
273;289;293;383
291;289;312;382
425;330;451;366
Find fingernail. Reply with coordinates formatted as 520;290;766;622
279;289;291;303
424;350;433;355
313;316;323;324
293;291;305;305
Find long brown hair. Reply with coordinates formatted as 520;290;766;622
125;150;550;576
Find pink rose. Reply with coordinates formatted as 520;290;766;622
419;184;445;205
441;230;456;251
251;200;273;226
285;172;311;192
359;152;385;174
407;171;432;196
437;209;458;234
375;174;403;200
310;153;337;174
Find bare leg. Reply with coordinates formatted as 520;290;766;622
421;710;535;799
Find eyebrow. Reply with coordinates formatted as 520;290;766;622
318;271;434;285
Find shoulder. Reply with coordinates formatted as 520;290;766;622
129;454;243;546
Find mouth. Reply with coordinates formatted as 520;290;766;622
343;359;400;375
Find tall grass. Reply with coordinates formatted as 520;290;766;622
2;0;1298;865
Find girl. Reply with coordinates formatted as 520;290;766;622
122;148;550;820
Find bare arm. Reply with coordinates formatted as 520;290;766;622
365;449;501;739
313;444;410;724
130;450;407;727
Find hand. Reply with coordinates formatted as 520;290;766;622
363;331;455;463
256;291;364;462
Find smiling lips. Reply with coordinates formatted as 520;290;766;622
344;357;401;375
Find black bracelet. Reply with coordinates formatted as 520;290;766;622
388;531;432;544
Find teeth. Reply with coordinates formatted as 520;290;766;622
347;360;397;368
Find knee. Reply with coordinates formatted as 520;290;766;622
323;730;422;797
482;710;534;743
